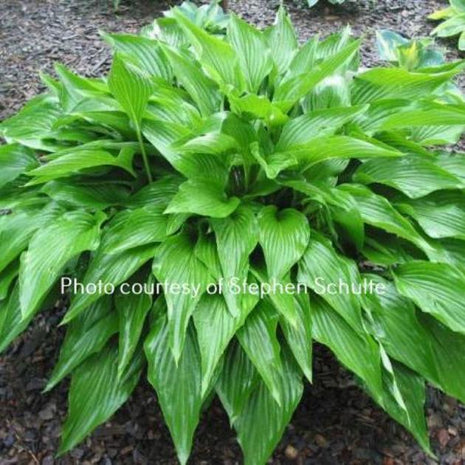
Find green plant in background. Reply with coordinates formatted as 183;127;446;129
376;30;446;70
430;0;465;51
376;29;464;102
2;3;465;464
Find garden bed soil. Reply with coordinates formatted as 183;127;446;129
1;0;465;464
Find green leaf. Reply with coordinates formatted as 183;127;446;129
42;180;130;209
102;33;172;81
59;344;142;455
45;297;117;391
145;312;203;465
63;243;157;324
233;346;303;465
338;184;431;254
160;45;221;116
396;192;465;240
280;293;313;382
258;206;310;280
267;7;298;75
237;301;283;404
393;261;465;335
173;8;244;90
228;13;272;93
276;105;367;151
379;362;430;453
109;54;154;127
211;205;259;316
101;207;167;254
354;156;463;198
109;54;154;181
298;233;363;332
0;283;36;353
116;277;152;377
194;292;257;395
362;276;465;404
0;209;44;274
274;40;360;111
311;296;384;402
351;67;462;104
216;341;259;424
165;179;240;218
19;210;104;319
0;144;38;189
27;148;136;184
152;233;212;360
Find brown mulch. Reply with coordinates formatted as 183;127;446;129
1;0;465;464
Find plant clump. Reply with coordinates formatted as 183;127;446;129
2;3;465;464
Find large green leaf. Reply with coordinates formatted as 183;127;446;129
173;8;244;90
233;346;304;465
267;7;298;75
298;233;363;332
0;209;46;274
103;33;172;80
109;54;154;180
115;277;153;377
339;184;431;253
0;144;38;189
354;156;463;198
311;296;384;402
211;205;258;316
275;105;367;151
63;243;157;324
59;345;142;454
19;210;104;319
237;301;283;404
362;276;465;403
393;261;465;334
45;297;117;391
145;312;203;465
274;40;360;111
165;179;240;218
396;192;465;240
108;54;154;127
152;232;212;360
101;207;167;254
352;67;462;104
160;44;221;116
0;283;36;353
228;13;272;93
26;148;136;184
215;341;259;424
280;293;313;382
194;292;257;395
258;206;310;280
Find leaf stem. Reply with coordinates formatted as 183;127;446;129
136;127;153;183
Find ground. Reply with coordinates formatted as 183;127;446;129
1;0;465;464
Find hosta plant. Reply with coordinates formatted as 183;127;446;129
376;29;446;71
2;4;465;464
430;0;465;51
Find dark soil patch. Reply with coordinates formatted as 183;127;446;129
1;0;465;464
